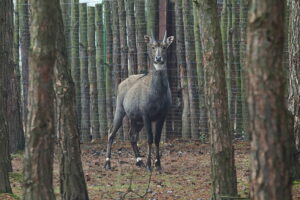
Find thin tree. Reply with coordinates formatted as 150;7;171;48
23;0;58;198
126;0;138;75
95;3;107;138
19;0;30;126
104;1;113;129
88;6;100;142
175;0;190;139
196;0;238;199
0;0;13;193
55;1;89;198
247;0;292;199
182;0;200;140
79;3;91;142
71;0;81;133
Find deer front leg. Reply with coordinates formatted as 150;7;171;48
143;116;153;171
129;123;145;168
155;118;165;171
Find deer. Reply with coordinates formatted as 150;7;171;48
104;32;174;171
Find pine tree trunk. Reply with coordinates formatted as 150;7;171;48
23;0;58;198
289;0;300;155
95;4;108;138
79;3;91;142
182;0;200;140
19;0;30;127
54;2;89;199
71;0;81;133
118;0;130;140
126;0;138;75
9;0;25;153
196;0;238;198
60;0;71;66
0;0;13;193
247;0;292;199
104;1;113;130
135;0;147;74
193;3;208;137
175;0;190;139
88;7;100;141
221;0;228;66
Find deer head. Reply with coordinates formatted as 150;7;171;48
144;32;174;70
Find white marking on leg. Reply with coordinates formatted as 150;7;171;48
136;157;142;162
155;159;158;163
106;158;110;161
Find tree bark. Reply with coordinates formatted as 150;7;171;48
71;0;81;133
95;4;108;138
175;0;190;139
54;2;89;199
118;0;130;139
88;7;100;141
182;0;200;140
126;0;138;75
104;1;113;129
19;0;30;127
0;0;13;193
196;0;238;199
247;0;292;199
23;0;57;198
60;0;71;67
79;3;91;142
135;0;147;74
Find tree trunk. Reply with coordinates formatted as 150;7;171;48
175;0;190;139
9;0;25;153
60;0;71;67
193;3;208;137
0;0;13;193
104;1;113;130
221;0;228;67
135;0;147;74
126;0;138;75
71;0;81;133
79;3;91;143
88;7;100;142
118;0;130;140
95;4;108;138
247;0;292;199
54;2;89;198
289;0;300;155
196;0;238;199
23;0;57;198
19;0;30;127
182;0;200;140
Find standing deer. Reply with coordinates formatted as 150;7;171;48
104;32;174;171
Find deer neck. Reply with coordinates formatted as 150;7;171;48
151;67;169;93
153;63;166;70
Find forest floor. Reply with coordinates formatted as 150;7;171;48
3;140;300;200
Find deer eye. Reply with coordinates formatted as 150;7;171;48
152;46;155;49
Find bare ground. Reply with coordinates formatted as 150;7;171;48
2;141;300;200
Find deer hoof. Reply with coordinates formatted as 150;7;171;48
155;160;162;171
136;160;146;168
104;160;111;170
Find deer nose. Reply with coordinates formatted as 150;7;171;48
155;56;162;62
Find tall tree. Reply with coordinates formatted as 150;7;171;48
71;0;81;132
147;0;159;37
175;0;190;138
126;0;138;75
104;1;113;129
54;1;89;198
0;0;13;193
79;3;91;142
289;0;300;154
135;0;147;73
95;4;107;138
118;0;130;139
182;0;200;140
23;0;57;198
9;0;25;153
60;0;71;66
88;7;100;142
247;0;292;199
19;0;30;126
196;0;238;199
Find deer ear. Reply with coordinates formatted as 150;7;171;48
166;36;174;47
144;35;152;44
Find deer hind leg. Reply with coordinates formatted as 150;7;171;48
129;120;145;167
104;107;125;170
143;116;153;171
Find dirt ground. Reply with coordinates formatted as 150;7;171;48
3;140;300;200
